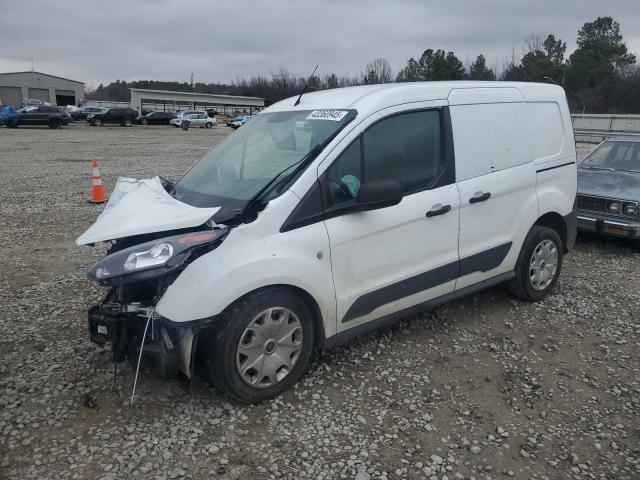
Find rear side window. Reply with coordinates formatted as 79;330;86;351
324;110;443;208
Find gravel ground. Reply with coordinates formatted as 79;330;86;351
0;125;638;480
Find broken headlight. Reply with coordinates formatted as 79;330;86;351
88;229;228;285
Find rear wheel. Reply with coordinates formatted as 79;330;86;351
506;226;563;301
201;288;314;403
123;118;133;127
205;122;213;128
48;118;61;129
141;118;149;125
93;119;102;126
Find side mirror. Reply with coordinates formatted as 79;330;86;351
356;180;402;211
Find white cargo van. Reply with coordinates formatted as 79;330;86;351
78;82;577;402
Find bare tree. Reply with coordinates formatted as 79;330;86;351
526;34;545;53
362;58;394;84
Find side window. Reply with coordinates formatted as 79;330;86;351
325;140;362;208
324;110;443;209
363;110;442;194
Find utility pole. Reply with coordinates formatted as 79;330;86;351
31;56;34;72
190;72;194;92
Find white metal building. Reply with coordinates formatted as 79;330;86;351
0;71;85;107
129;88;265;115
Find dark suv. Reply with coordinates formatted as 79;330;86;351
15;106;69;128
88;108;138;127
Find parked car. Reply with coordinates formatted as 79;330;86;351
14;105;69;128
169;113;215;128
57;106;74;122
77;82;577;403
88;108;138;126
176;110;209;120
137;111;177;125
71;106;107;121
225;114;247;126
230;115;252;129
577;138;640;246
0;105;21;127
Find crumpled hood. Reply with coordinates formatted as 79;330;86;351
578;168;640;201
76;177;220;245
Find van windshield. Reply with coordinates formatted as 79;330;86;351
173;109;356;219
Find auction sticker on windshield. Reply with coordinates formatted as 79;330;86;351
306;110;349;121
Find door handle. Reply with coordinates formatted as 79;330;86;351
426;204;451;217
469;191;491;204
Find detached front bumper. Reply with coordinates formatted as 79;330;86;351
577;211;640;239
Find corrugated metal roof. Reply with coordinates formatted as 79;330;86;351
0;71;84;85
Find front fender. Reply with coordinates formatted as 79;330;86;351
155;220;337;338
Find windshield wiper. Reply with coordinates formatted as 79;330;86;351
240;144;324;219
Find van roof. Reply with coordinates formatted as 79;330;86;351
266;81;565;116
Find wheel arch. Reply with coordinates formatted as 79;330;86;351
218;284;326;350
534;212;568;253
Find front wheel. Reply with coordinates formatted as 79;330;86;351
205;122;213;128
123;118;133;127
141;118;149;125
201;288;314;403
48;119;61;129
506;226;563;301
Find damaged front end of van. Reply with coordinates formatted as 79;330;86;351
77;176;227;380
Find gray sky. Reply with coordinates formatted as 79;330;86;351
1;0;639;88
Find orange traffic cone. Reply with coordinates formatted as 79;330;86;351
89;160;107;204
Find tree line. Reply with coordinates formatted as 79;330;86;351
87;16;638;113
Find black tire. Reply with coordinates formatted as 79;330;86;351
122;118;133;127
200;287;315;403
6;119;18;128
205;122;212;129
48;119;61;129
141;118;149;125
506;225;563;302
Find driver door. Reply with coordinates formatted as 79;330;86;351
320;105;461;331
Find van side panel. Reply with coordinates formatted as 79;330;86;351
451;102;531;181
456;163;538;289
536;164;577;219
528;97;577;247
451;97;538;290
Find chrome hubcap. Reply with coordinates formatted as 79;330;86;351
529;239;558;291
236;307;303;388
